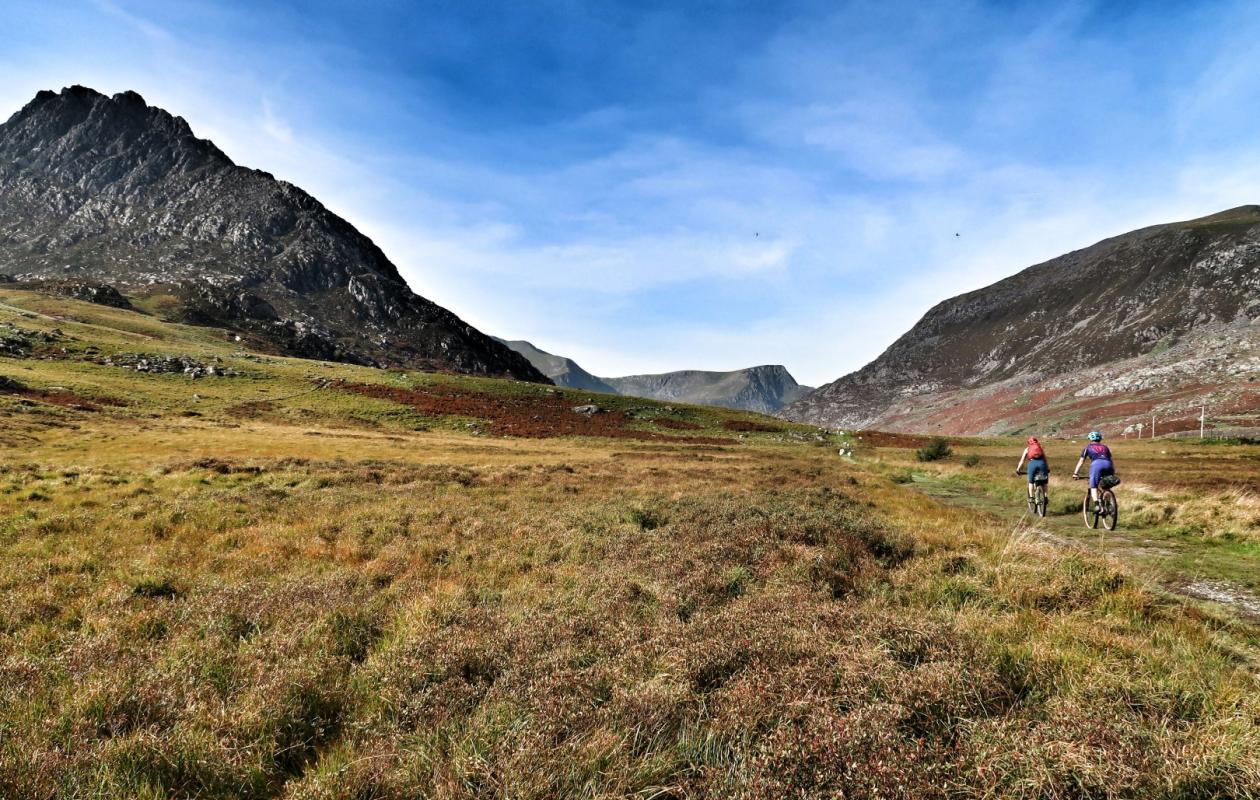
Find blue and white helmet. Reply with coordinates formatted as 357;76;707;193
1087;430;1103;442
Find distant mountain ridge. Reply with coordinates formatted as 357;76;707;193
0;85;546;381
603;366;812;414
782;206;1260;435
492;338;616;393
495;336;812;412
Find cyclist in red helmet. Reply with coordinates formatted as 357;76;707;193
1014;436;1049;501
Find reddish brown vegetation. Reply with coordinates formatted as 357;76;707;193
227;400;276;419
1;385;126;411
723;419;784;433
339;382;732;443
856;430;936;448
650;418;704;430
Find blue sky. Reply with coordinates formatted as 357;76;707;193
4;0;1260;385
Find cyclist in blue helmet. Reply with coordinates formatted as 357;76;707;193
1072;431;1114;512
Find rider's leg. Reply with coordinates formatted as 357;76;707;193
1089;460;1103;505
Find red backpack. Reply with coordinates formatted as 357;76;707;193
1027;438;1044;459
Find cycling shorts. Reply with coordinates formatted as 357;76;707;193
1089;459;1114;489
1027;458;1048;484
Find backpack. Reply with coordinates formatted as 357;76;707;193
1027;440;1044;459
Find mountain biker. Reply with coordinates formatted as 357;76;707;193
1014;436;1049;500
1072;431;1114;511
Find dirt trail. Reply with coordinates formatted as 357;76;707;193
910;473;1260;624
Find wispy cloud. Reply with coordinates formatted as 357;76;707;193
259;98;294;146
90;0;172;42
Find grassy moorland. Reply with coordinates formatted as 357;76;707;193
1;287;1259;799
861;433;1260;614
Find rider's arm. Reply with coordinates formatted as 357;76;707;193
1072;456;1085;477
1015;448;1027;472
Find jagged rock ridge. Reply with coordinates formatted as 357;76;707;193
782;206;1260;433
0;86;546;381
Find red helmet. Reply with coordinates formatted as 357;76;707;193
1027;436;1039;445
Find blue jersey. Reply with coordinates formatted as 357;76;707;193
1081;443;1112;462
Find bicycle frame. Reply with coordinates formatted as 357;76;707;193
1074;475;1117;530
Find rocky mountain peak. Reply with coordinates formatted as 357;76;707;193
5;85;231;193
0;86;546;381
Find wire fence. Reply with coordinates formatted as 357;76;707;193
1058;424;1260;442
1158;426;1260;441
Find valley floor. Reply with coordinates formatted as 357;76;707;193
2;288;1259;799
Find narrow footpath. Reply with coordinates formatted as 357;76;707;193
909;472;1260;624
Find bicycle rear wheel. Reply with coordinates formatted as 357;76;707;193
1101;490;1118;530
1035;484;1047;517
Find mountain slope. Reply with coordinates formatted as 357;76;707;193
605;365;812;413
783;206;1260;434
0;86;546;382
493;338;616;393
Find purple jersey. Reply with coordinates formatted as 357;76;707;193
1081;443;1112;461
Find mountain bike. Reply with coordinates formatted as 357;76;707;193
1016;469;1048;517
1073;475;1118;530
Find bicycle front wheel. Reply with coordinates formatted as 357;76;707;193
1083;493;1099;528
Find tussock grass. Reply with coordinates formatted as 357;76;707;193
1;289;1259;797
3;430;1257;799
915;437;953;462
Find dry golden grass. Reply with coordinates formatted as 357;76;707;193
2;290;1259;798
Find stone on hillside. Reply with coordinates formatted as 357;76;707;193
47;281;132;309
100;352;238;378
